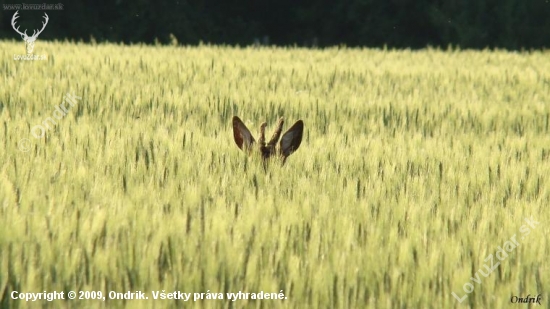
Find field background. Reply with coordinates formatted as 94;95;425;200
0;41;549;308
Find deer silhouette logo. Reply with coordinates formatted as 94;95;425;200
11;10;49;54
232;116;304;165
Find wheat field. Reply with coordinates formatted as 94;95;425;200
0;40;549;308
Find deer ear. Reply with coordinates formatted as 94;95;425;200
279;120;303;158
233;116;255;151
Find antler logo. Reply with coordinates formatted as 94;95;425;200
11;10;49;54
232;116;304;165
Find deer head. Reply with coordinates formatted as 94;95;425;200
232;116;304;165
11;11;49;54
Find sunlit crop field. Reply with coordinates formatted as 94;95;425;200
1;40;549;308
